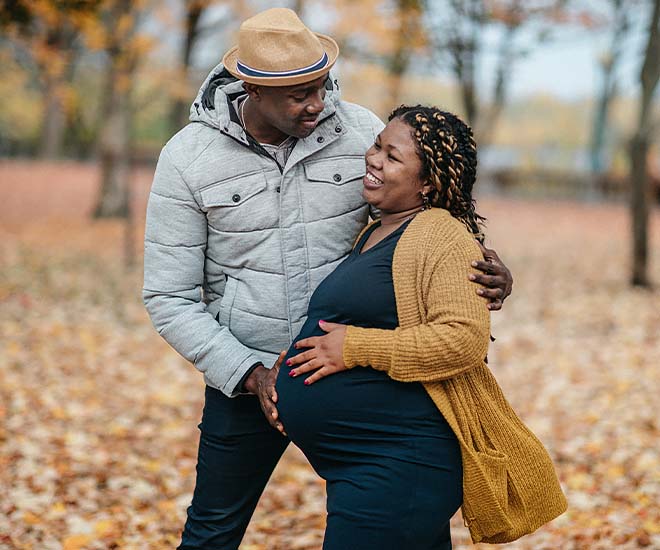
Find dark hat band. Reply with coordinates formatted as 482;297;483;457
236;53;329;79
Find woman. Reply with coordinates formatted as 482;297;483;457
275;105;566;549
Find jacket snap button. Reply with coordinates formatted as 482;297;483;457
335;126;342;133
232;194;241;203
317;136;324;143
276;186;281;193
333;174;342;182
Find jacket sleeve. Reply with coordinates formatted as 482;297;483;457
342;236;490;382
142;146;261;397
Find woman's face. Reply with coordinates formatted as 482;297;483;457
362;117;431;214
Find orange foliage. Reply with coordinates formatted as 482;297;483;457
1;162;660;548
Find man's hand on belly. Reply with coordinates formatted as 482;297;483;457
245;352;287;436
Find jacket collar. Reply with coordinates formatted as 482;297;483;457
190;63;340;144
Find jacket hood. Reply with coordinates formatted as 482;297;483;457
189;63;341;132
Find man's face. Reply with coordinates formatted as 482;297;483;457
251;74;328;139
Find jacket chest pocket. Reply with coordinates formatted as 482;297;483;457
304;155;365;186
302;155;367;220
200;171;276;231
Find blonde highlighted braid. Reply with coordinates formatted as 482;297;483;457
389;105;486;242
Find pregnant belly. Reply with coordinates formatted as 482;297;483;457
276;362;451;458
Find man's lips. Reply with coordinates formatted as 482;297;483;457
300;117;318;129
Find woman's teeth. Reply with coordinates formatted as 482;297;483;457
366;172;383;185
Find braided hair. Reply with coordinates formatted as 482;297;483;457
389;105;486;242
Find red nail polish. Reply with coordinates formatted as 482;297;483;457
304;379;310;385
289;371;295;377
286;359;291;366
319;320;325;325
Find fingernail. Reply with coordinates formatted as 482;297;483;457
477;289;484;295
469;274;476;280
471;261;478;267
304;379;310;385
286;359;291;366
289;370;296;377
318;320;325;325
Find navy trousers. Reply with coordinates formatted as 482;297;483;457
178;385;289;550
179;384;460;550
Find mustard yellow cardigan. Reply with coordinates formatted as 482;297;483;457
342;208;567;544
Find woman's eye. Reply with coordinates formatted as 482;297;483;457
388;154;398;161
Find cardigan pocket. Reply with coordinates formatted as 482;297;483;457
462;448;513;543
476;449;509;510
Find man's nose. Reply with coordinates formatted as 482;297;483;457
306;90;325;113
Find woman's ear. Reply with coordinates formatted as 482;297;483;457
422;181;434;196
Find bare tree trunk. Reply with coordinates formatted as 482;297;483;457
169;0;207;133
447;0;483;126
589;0;629;200
292;0;306;15
95;69;132;218
630;0;660;287
477;21;517;146
93;0;137;220
124;154;136;269
451;39;478;125
38;28;76;159
384;0;422;111
39;75;67;158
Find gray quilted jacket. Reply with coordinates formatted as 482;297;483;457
143;64;384;396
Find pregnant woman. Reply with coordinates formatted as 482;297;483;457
275;105;566;549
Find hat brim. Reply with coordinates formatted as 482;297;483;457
222;33;338;87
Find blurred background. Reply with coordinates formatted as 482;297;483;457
0;1;659;549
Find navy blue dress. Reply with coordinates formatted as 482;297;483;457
277;221;463;550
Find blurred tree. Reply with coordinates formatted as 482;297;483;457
292;0;306;15
429;0;483;125
589;0;630;190
92;0;153;224
331;0;425;113
425;0;567;145
386;0;424;108
170;0;231;132
0;0;100;158
630;0;660;287
168;0;213;134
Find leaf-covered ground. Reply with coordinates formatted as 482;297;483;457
1;161;660;549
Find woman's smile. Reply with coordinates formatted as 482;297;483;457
363;170;384;190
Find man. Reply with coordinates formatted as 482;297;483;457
143;8;512;550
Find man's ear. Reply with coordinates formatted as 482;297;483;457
243;83;261;101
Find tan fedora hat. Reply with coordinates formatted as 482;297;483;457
222;8;339;87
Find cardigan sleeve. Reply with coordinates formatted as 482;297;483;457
342;235;491;383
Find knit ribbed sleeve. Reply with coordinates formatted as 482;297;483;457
342;210;490;382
